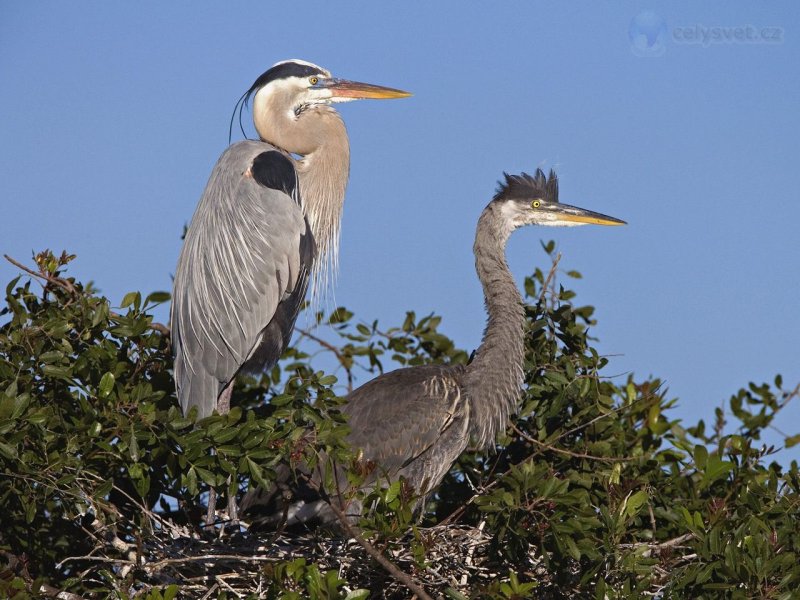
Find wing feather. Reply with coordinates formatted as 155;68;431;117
342;364;469;488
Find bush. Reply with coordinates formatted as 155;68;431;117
0;248;798;599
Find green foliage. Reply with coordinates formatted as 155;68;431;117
1;248;798;598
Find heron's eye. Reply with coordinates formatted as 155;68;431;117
531;200;541;208
309;76;319;85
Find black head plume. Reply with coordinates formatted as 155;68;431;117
494;169;559;204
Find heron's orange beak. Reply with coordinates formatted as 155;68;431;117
325;78;412;100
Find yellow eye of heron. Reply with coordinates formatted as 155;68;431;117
309;76;319;85
531;200;541;208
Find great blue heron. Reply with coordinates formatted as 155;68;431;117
240;169;626;529
170;60;410;524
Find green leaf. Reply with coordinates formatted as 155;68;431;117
186;467;198;495
39;350;64;364
98;372;115;398
0;441;18;460
162;586;179;600
564;535;581;560
25;500;36;524
694;444;708;470
95;478;113;499
145;291;171;304
328;307;353;324
42;364;72;380
129;427;139;462
623;490;649;519
195;467;217;487
703;455;734;485
4;380;18;399
384;480;402;504
120;290;141;309
318;374;337;386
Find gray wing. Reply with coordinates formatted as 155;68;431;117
171;140;316;418
240;364;470;530
342;363;470;494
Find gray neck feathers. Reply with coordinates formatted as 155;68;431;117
464;204;526;449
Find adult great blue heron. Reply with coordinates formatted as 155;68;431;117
172;60;410;418
240;169;626;529
171;59;409;524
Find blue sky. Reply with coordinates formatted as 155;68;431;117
1;2;798;460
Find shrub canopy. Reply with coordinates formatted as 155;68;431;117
0;248;798;599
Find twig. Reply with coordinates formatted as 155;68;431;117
648;502;657;540
509;423;635;463
653;533;695;549
4;254;76;295
297;327;354;392
215;574;244;598
461;520;485;586
146;554;287;569
769;381;800;443
324;498;434;600
4;254;171;338
36;583;84;600
145;320;171;337
56;555;128;567
538;252;562;305
200;583;219;600
618;532;696;557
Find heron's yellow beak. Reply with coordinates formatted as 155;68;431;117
554;204;627;226
325;79;412;100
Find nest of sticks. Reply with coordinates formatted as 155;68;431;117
23;513;567;599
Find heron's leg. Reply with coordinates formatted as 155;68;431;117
205;487;217;529
227;490;239;525
217;383;238;531
217;383;233;413
204;384;235;530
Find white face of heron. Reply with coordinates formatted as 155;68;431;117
499;197;626;234
253;70;335;121
500;198;588;231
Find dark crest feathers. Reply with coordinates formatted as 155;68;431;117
494;169;559;204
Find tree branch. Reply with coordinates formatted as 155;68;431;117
538;252;562;306
4;254;170;338
324;497;434;600
509;423;635;463
297;327;353;392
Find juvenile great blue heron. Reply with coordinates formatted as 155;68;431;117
171;60;409;524
240;169;626;529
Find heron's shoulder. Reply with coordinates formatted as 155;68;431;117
211;141;299;203
217;139;285;163
250;151;297;199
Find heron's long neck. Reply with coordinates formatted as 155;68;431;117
295;110;351;302
464;206;526;449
